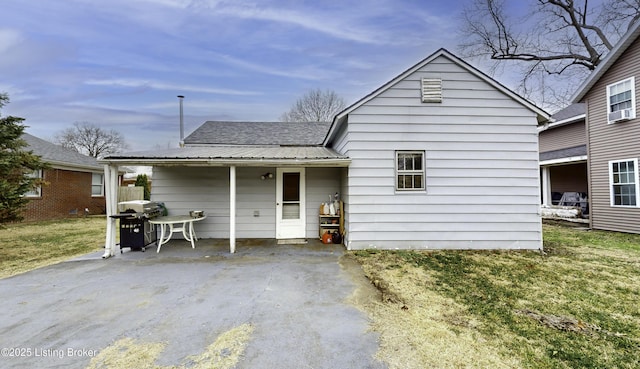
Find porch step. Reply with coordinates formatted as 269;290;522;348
277;238;308;245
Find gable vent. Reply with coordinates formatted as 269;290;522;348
421;78;442;103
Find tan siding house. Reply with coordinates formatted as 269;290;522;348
538;104;588;211
573;22;640;233
539;119;586;153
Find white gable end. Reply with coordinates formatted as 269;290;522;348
334;51;544;250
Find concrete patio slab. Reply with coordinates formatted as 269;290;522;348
0;239;385;369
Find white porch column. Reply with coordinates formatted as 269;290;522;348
229;165;236;253
103;164;119;258
541;166;552;206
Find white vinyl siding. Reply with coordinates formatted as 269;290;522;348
336;54;542;250
152;166;340;239
606;77;636;122
609;159;639;207
91;173;104;196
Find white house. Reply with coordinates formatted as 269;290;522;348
100;48;549;256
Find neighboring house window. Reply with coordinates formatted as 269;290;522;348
396;151;425;191
24;169;42;197
92;173;104;196
607;77;635;123
609;159;639;207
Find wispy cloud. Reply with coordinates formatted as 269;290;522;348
84;78;262;96
198;1;388;45
212;53;336;81
0;28;23;53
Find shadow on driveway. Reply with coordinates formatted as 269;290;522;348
0;239;385;368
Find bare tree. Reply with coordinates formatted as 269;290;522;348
55;122;128;158
281;89;346;122
459;0;640;109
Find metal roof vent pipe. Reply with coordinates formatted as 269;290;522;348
177;95;185;148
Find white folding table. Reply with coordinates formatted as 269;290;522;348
149;215;206;253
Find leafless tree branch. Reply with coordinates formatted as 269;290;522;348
54;122;129;158
459;0;638;108
281;89;346;122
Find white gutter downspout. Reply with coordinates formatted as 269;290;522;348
103;164;119;258
229;165;236;253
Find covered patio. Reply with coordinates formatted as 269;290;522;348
99;146;350;258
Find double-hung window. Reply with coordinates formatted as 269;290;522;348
91;173;104;197
23;169;43;197
607;77;636;123
396;151;425;191
609;159;639;207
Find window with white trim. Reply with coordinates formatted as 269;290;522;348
396;151;425;191
23;169;42;197
609;159;639;207
606;77;636;122
92;173;104;196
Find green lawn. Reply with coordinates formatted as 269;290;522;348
0;217;107;279
351;221;640;368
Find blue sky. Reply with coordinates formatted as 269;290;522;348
2;0;494;150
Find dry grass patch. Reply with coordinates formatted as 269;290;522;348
352;252;521;369
351;222;640;368
0;217;107;279
87;324;254;369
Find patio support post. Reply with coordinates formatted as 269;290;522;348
541;166;551;206
230;165;236;253
103;164;119;258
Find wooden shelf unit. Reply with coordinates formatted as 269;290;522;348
319;200;343;239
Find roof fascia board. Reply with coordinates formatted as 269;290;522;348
539;155;588;166
46;161;103;173
99;158;351;167
538;114;586;132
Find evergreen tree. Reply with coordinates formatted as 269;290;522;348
134;174;151;200
0;94;48;223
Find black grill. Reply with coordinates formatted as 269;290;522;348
111;201;163;252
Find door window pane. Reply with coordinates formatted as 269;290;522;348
283;173;300;201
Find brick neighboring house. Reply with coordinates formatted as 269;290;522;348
21;133;106;221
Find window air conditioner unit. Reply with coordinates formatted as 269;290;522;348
608;108;633;123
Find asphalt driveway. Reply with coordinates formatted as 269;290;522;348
0;240;385;369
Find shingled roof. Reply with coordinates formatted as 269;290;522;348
550;103;585;122
22;133;102;172
183;121;331;146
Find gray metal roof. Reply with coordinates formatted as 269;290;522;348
184;121;331;146
22;133;102;171
540;145;587;161
101;146;350;167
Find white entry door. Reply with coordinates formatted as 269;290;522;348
276;168;306;239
